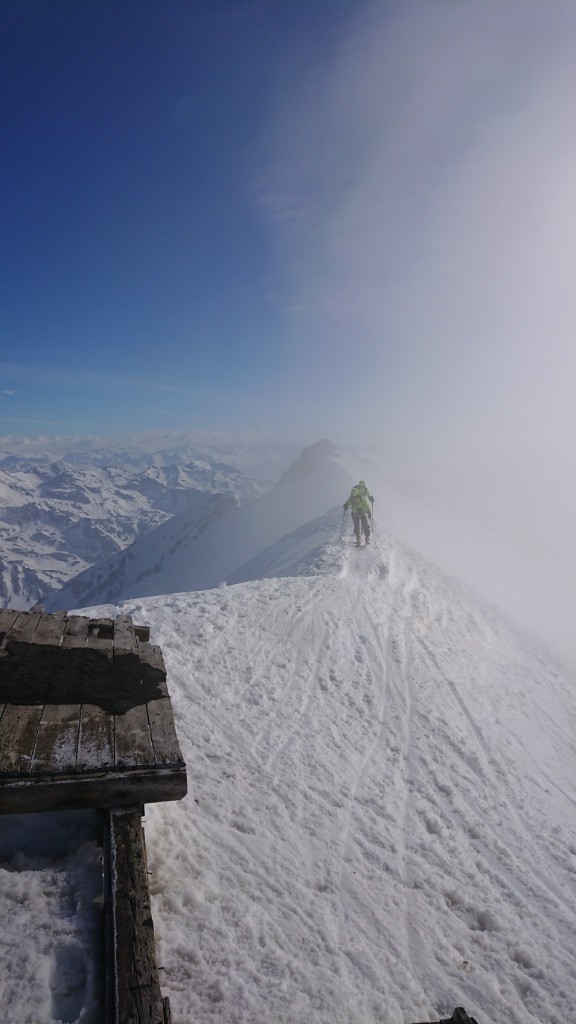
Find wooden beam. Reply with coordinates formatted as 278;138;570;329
104;807;169;1024
0;766;188;815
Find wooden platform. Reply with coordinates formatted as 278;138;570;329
0;609;187;814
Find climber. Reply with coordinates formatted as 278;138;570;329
343;484;373;546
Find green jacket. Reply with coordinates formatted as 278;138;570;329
344;487;371;516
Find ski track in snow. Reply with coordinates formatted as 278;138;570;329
96;535;575;1024
3;531;576;1023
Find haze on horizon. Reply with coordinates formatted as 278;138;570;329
257;0;576;662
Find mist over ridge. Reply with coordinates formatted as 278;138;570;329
34;435;574;665
258;0;576;658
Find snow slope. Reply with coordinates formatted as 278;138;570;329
130;540;576;1024
5;523;575;1022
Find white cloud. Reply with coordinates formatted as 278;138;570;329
258;0;576;655
261;0;576;469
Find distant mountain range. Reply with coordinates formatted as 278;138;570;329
0;447;267;609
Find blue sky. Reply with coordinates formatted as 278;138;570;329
2;0;576;498
1;0;356;435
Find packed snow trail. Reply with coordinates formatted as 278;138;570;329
73;534;576;1024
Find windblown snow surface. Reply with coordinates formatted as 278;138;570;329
2;526;576;1023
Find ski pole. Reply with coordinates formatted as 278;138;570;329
339;508;346;540
370;498;378;548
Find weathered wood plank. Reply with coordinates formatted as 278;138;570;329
29;704;81;774
0;610;187;812
111;616;141;697
139;644;168;697
148;699;185;768
88;617;115;639
0;609;20;644
103;808;115;1024
139;643;166;676
114;614;138;655
0;767;188;814
0;661;116;705
4;610;43;650
107;808;166;1024
63;614;90;637
0;637;114;709
31;610;68;646
60;634;89;651
77;704;115;772
0;704;44;774
115;704;155;769
85;635;114;658
0;609;165;711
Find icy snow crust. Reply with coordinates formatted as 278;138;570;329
67;533;576;1024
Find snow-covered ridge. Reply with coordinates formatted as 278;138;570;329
46;438;575;663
